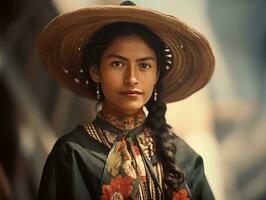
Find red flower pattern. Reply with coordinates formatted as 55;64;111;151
133;144;141;155
172;189;190;200
101;175;134;200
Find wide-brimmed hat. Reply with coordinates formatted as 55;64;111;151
38;1;215;103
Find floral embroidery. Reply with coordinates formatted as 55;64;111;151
133;144;141;155
106;149;122;177
106;139;131;177
134;152;146;177
98;104;146;130
172;188;190;200
140;176;147;182
137;129;155;159
87;104;162;199
101;175;134;200
103;128;155;160
121;160;136;178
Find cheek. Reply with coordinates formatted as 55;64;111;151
145;83;155;100
100;72;121;96
141;73;157;88
140;75;157;101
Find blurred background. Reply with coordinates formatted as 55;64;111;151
0;0;265;199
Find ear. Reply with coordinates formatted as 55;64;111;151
89;65;101;83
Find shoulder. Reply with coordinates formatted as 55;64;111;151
170;132;215;199
49;124;108;160
172;132;200;160
52;125;90;150
171;132;205;179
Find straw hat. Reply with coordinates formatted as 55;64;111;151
38;1;215;103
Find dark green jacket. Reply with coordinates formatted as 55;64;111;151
38;125;214;200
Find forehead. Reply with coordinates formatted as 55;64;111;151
102;35;156;59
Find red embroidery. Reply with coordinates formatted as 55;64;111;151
172;189;190;200
101;175;134;200
133;144;141;155
99;104;146;130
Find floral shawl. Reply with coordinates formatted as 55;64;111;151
86;105;191;200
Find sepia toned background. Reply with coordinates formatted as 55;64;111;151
0;0;265;199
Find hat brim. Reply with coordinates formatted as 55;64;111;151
38;5;215;103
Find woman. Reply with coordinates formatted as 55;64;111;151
37;1;215;200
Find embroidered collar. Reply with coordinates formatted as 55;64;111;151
98;104;146;130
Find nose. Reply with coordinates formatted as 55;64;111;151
124;65;138;86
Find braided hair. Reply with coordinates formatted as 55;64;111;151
145;80;184;196
82;22;184;198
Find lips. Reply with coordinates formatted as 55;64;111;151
120;90;143;95
119;90;143;97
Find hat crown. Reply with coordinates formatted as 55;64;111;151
120;1;136;6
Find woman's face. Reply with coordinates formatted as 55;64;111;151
90;35;158;115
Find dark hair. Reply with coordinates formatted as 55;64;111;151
82;22;184;196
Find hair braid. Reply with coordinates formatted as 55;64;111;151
146;96;184;197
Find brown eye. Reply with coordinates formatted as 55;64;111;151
139;63;152;70
111;61;124;68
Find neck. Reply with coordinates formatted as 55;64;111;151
98;103;146;130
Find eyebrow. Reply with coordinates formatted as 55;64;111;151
107;54;156;62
